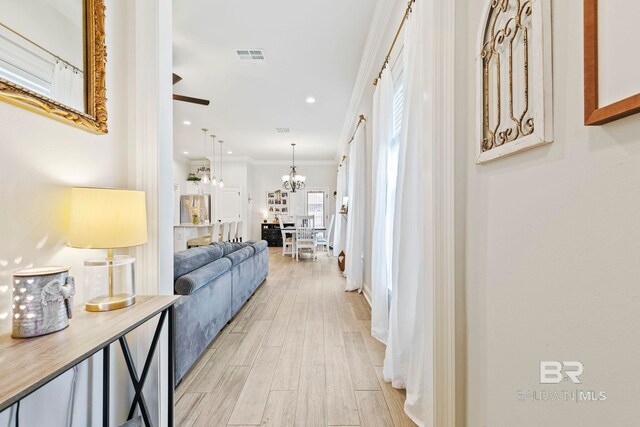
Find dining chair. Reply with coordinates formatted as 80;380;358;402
295;215;315;229
186;224;214;248
295;227;317;260
222;222;231;242
317;214;334;255
235;220;243;242
211;222;222;242
229;221;237;243
279;215;295;257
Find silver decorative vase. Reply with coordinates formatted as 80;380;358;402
12;267;75;338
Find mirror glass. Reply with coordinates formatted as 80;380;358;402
0;0;85;112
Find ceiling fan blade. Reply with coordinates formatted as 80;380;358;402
173;94;211;106
172;73;183;85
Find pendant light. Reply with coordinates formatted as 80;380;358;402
282;143;305;192
200;128;210;184
219;140;224;188
210;134;218;186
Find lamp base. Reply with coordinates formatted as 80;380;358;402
85;293;136;312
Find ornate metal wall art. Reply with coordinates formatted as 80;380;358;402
476;0;553;163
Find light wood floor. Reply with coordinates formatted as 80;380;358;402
175;247;416;427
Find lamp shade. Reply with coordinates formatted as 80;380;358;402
68;188;148;249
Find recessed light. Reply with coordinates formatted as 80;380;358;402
227;151;233;154
306;97;316;104
183;120;191;125
183;151;189;155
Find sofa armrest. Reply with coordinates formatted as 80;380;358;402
175;257;232;295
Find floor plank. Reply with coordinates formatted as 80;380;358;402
355;391;394;427
301;319;325;366
375;367;417;427
325;346;360;426
228;346;281;425
260;390;298;427
294;365;326;427
187;333;245;393
358;320;385;367
229;320;271;366
175;392;206;427
271;331;305;391
192;366;251;427
344;332;380;391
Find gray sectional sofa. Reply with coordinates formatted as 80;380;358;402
173;240;269;384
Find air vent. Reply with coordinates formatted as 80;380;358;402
276;128;290;134
236;49;268;65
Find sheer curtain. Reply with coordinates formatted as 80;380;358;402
382;2;429;425
50;60;84;111
370;67;394;343
344;124;366;291
333;163;347;256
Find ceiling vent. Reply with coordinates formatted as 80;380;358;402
276;127;290;134
236;49;268;65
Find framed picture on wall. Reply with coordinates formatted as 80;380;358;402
584;0;640;125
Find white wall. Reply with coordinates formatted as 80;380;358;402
461;1;640;426
251;162;337;241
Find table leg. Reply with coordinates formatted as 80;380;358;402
168;306;175;427
103;345;110;427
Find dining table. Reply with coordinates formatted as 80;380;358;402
281;227;327;258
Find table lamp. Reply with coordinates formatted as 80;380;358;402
68;188;148;312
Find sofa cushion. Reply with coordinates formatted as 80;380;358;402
175;257;232;295
174;245;224;280
212;241;243;255
225;246;255;267
251;240;268;253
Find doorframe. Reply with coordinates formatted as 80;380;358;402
303;187;330;227
423;0;458;425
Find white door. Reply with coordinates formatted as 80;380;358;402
221;187;242;223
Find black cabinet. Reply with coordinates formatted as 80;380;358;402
261;223;293;247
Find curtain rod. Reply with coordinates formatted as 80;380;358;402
338;114;367;170
0;22;83;72
347;114;367;144
373;0;415;86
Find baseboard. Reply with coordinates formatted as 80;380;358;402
362;284;372;308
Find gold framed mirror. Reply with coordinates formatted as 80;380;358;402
0;0;107;134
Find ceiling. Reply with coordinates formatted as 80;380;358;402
172;0;377;162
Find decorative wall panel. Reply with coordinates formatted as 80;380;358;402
476;0;553;163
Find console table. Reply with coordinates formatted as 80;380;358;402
261;222;294;247
0;295;180;427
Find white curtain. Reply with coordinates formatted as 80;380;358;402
333;163;348;256
370;67;394;344
50;59;84;111
344;124;366;291
383;2;429;425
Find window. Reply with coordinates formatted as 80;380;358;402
385;58;404;291
306;191;325;228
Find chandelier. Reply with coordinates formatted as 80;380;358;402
282;143;305;192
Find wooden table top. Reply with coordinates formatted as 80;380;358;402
0;295;179;412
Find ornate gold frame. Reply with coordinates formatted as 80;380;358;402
0;0;108;134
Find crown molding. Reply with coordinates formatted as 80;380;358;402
183;157;338;166
335;0;395;161
252;159;338;166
